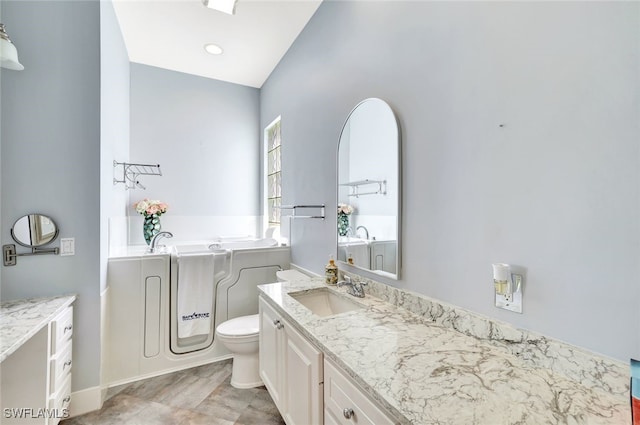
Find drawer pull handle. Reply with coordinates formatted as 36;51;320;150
63;396;71;403
64;360;72;368
273;319;284;330
343;408;354;419
64;325;73;333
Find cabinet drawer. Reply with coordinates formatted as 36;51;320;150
48;374;71;425
50;339;73;395
51;306;73;354
324;359;396;425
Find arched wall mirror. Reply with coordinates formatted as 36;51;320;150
337;98;401;279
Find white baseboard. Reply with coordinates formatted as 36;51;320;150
68;385;103;418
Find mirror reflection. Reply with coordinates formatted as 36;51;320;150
11;214;59;247
337;98;400;278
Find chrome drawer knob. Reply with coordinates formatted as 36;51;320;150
63;396;71;403
343;408;354;419
273;319;284;330
64;325;72;333
64;360;72;368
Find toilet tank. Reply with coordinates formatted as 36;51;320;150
276;269;311;282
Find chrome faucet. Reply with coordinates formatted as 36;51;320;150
356;225;369;240
337;275;368;298
149;231;173;253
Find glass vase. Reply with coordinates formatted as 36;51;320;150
143;214;161;245
337;213;350;236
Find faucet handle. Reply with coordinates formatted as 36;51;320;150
337;275;352;288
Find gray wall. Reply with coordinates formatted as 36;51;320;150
1;0;101;392
261;1;640;361
129;64;260;218
100;0;130;292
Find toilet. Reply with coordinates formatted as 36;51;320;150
215;269;311;389
216;314;261;389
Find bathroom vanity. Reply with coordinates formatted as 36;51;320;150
0;295;75;425
258;277;630;425
260;292;397;425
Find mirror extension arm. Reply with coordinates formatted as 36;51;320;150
3;244;59;266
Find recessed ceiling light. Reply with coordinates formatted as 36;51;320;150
204;43;224;55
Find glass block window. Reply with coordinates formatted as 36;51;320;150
266;118;281;226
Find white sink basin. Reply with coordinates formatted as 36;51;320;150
289;288;364;317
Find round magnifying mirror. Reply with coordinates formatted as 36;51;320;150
11;214;59;247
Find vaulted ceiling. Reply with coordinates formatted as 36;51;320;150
113;0;322;88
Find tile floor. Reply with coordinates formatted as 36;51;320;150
61;360;285;425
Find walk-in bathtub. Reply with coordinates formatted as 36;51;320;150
169;238;288;354
104;238;289;386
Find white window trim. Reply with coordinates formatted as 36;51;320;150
263;116;281;238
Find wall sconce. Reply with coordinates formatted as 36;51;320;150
492;263;523;313
0;24;24;71
202;0;238;15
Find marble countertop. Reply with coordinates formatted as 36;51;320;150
0;295;76;362
258;279;630;425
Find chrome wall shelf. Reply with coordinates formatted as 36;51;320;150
340;179;386;197
113;161;162;190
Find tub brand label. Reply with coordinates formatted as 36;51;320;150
181;312;210;321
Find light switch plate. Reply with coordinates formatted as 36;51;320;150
60;238;75;256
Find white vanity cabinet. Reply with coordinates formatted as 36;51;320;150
259;297;323;425
0;300;74;425
48;306;74;422
323;358;396;425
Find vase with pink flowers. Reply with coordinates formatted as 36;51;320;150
337;203;354;237
134;198;169;245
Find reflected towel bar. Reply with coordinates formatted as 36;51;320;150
278;205;325;220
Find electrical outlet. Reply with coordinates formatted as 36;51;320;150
60;238;75;256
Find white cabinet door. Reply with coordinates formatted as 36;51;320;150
259;296;324;425
283;321;323;425
259;298;285;409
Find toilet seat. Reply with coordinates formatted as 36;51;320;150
216;314;259;338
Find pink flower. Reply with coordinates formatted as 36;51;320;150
133;199;168;217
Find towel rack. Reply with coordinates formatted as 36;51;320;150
279;205;325;219
113;161;162;190
339;179;386;197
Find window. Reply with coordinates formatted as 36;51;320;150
265;117;281;230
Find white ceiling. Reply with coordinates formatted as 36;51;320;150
112;0;322;88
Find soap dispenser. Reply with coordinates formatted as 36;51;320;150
325;255;338;285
